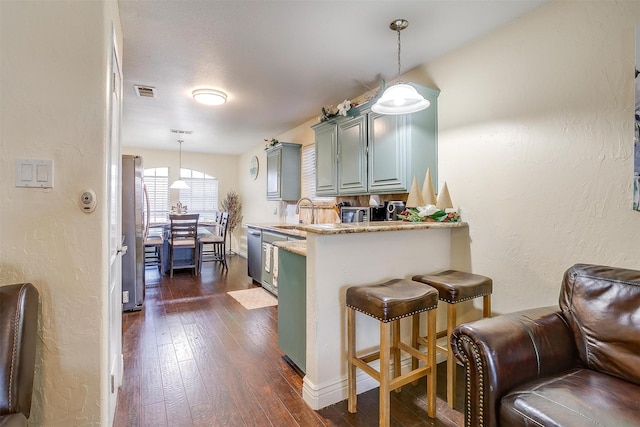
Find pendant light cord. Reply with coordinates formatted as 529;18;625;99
389;19;408;80
178;139;183;175
396;27;402;79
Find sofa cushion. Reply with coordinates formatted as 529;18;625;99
559;264;640;386
500;368;640;426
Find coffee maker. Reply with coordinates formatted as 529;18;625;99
385;201;405;221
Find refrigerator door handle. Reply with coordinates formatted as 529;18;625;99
143;183;150;240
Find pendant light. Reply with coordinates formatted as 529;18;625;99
170;139;189;190
372;19;430;115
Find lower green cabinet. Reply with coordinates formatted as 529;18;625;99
277;249;306;374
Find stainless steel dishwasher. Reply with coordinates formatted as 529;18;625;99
247;227;262;283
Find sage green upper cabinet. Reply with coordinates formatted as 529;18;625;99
266;142;301;201
368;84;440;194
313;122;338;196
337;114;367;195
313;113;367;196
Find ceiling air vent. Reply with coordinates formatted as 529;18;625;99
170;129;193;135
134;85;156;98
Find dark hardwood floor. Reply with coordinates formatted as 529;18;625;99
114;255;464;427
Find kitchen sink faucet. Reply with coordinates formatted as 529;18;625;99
295;197;315;224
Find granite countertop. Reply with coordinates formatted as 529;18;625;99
248;220;467;264
246;221;467;239
273;240;307;257
296;220;468;235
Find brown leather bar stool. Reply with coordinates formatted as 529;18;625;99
412;270;492;408
346;278;439;426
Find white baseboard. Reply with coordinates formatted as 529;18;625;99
303;372;379;410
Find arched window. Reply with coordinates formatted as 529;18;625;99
144;167;169;223
177;168;219;222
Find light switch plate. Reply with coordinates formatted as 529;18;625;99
15;158;54;188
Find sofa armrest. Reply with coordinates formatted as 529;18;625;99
451;306;577;427
0;283;39;420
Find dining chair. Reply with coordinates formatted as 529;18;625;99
199;211;229;272
168;213;200;277
144;225;164;273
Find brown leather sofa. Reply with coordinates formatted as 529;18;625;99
451;264;640;427
0;283;39;427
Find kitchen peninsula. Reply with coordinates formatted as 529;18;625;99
254;220;470;410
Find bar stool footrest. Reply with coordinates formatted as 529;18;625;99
352;357;380;381
389;366;431;391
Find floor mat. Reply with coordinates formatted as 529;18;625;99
227;288;277;310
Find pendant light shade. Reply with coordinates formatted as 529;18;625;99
169;178;189;190
371;83;430;115
170;139;189;190
372;19;429;115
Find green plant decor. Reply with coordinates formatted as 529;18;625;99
221;190;243;254
397;207;460;223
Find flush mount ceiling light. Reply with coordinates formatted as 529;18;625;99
170;139;189;190
192;88;227;106
372;19;430;115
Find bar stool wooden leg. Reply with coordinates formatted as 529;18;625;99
380;321;391;427
411;315;419;373
426;309;437;418
392;320;401;390
347;307;357;413
483;294;492;318
447;303;457;408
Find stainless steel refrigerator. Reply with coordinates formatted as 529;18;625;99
122;155;145;312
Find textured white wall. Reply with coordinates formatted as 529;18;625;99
0;1;121;424
406;0;640;313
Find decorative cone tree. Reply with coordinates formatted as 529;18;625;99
221;190;243;254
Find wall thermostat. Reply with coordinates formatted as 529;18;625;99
79;189;97;213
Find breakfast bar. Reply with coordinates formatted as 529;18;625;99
276;221;470;410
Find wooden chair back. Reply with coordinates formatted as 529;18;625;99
169;214;199;245
218;212;229;240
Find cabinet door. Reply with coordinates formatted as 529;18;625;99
337;115;367;195
267;143;301;201
266;148;281;199
314;122;338;196
368;112;409;193
277;249;306;373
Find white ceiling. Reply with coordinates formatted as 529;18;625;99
119;0;547;155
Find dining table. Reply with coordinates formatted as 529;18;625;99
148;222;221;275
